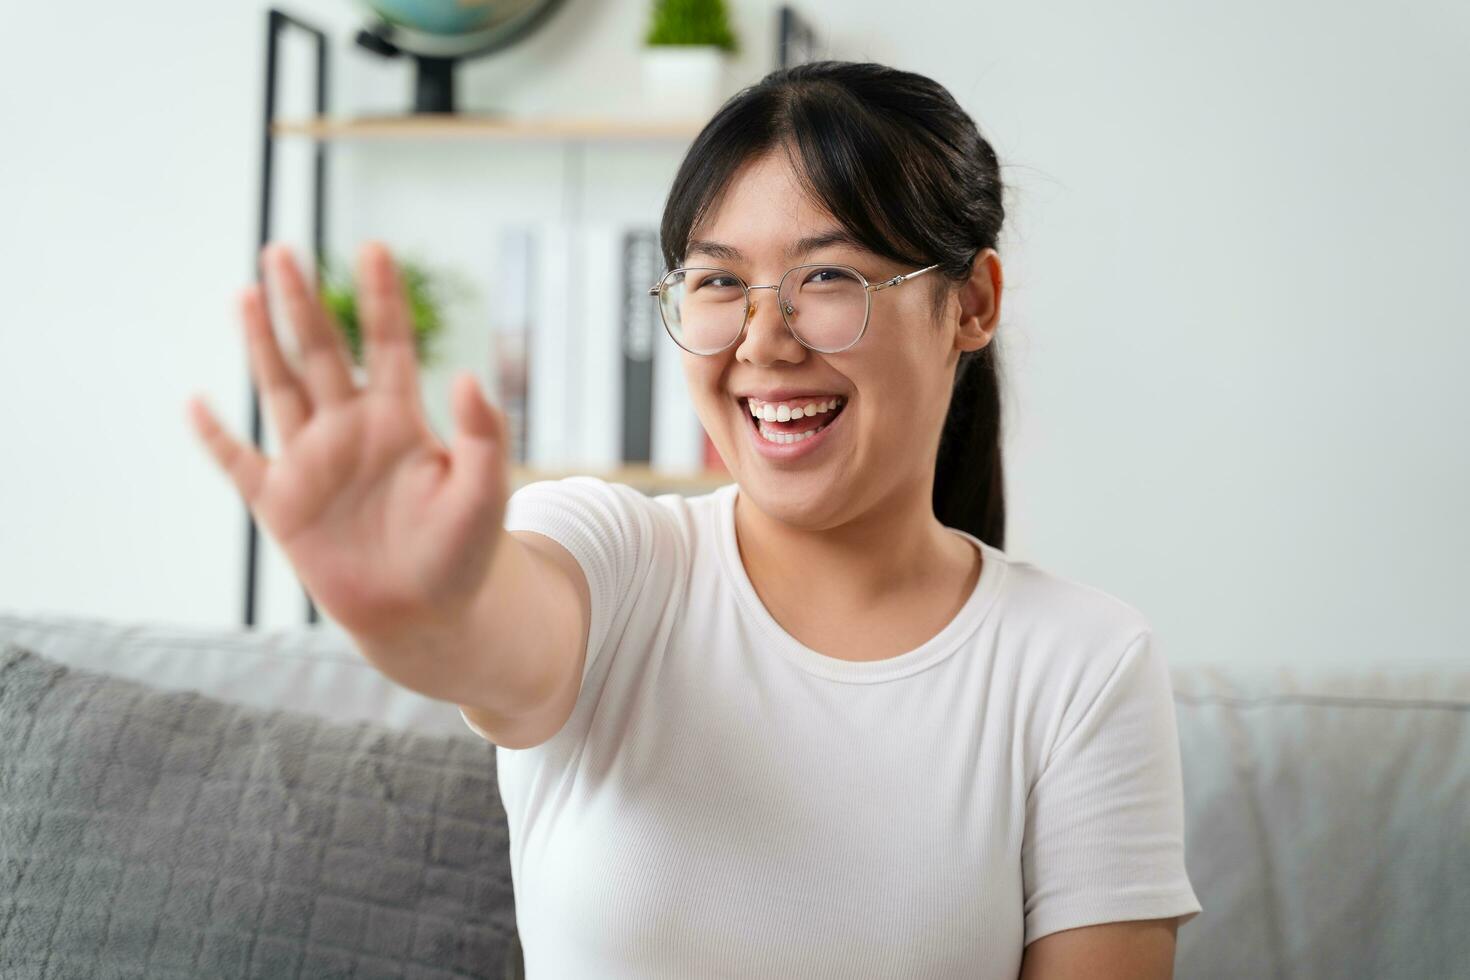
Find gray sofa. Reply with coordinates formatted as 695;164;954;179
1;610;1465;979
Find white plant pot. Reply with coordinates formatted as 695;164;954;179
641;45;728;120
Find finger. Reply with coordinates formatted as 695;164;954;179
356;240;423;402
186;393;270;508
263;242;356;408
441;372;509;532
238;284;311;445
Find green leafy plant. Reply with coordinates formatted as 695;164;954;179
316;253;473;370
644;0;739;53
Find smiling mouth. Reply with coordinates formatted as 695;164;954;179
737;396;848;444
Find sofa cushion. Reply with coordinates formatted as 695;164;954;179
0;611;472;739
0;641;522;980
1171;661;1470;979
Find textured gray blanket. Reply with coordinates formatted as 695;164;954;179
0;641;523;979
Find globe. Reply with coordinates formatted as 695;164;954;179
367;0;502;36
355;0;568;113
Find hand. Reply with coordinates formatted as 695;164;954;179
187;241;513;640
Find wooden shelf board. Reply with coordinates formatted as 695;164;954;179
271;114;705;141
511;464;733;494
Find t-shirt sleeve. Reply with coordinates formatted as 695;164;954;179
504;475;654;688
1021;629;1203;946
457;476;653;742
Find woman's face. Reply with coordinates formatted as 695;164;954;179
681;148;993;531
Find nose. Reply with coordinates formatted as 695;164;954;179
735;287;806;365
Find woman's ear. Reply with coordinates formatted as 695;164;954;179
954;248;1002;353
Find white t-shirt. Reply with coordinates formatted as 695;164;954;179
460;476;1202;979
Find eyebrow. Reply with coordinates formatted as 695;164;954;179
684;229;871;264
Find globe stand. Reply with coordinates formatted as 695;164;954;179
355;25;458;114
353;3;569;116
409;54;456;114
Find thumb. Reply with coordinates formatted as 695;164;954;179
443;371;510;517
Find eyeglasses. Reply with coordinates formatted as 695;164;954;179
647;261;941;355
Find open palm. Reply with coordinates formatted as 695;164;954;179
187;241;512;639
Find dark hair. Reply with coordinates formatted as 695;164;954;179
658;60;1008;548
661;62;1005;552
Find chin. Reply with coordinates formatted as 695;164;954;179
736;473;850;528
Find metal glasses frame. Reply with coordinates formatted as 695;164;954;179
647;261;941;355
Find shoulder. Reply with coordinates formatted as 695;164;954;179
505;475;671;550
988;554;1161;751
507;474;653;523
994;552;1154;658
504;474;724;584
508;474;719;527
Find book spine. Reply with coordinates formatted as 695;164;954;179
577;222;623;471
648;228;706;475
620;227;659;466
651;336;705;473
703;431;729;473
491;226;533;465
528;221;575;469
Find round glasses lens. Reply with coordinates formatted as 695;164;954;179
778;265;868;351
658;268;747;354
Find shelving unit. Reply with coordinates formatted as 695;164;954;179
248;7;733;628
270;113;707;141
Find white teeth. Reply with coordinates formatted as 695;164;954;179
758;425;822;445
742;395;847;447
746;396;843;420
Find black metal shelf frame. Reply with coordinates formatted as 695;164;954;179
241;4;818;627
246;7;327;628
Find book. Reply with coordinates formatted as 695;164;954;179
703;430;729;473
576;222;623;471
527;220;576;469
489;226;533;465
497;220;712;482
651;336;704;474
620;227;660;466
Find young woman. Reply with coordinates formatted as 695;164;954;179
190;60;1200;980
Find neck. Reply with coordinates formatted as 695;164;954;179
733;476;966;607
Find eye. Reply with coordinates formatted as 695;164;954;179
690;272;741;291
803;266;861;286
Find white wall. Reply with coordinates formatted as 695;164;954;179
2;0;1465;669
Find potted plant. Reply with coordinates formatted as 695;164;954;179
316;252;471;381
641;0;740;119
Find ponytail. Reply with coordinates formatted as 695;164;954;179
934;344;1005;549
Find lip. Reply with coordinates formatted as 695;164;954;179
736;387;846;403
739;395;849;462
